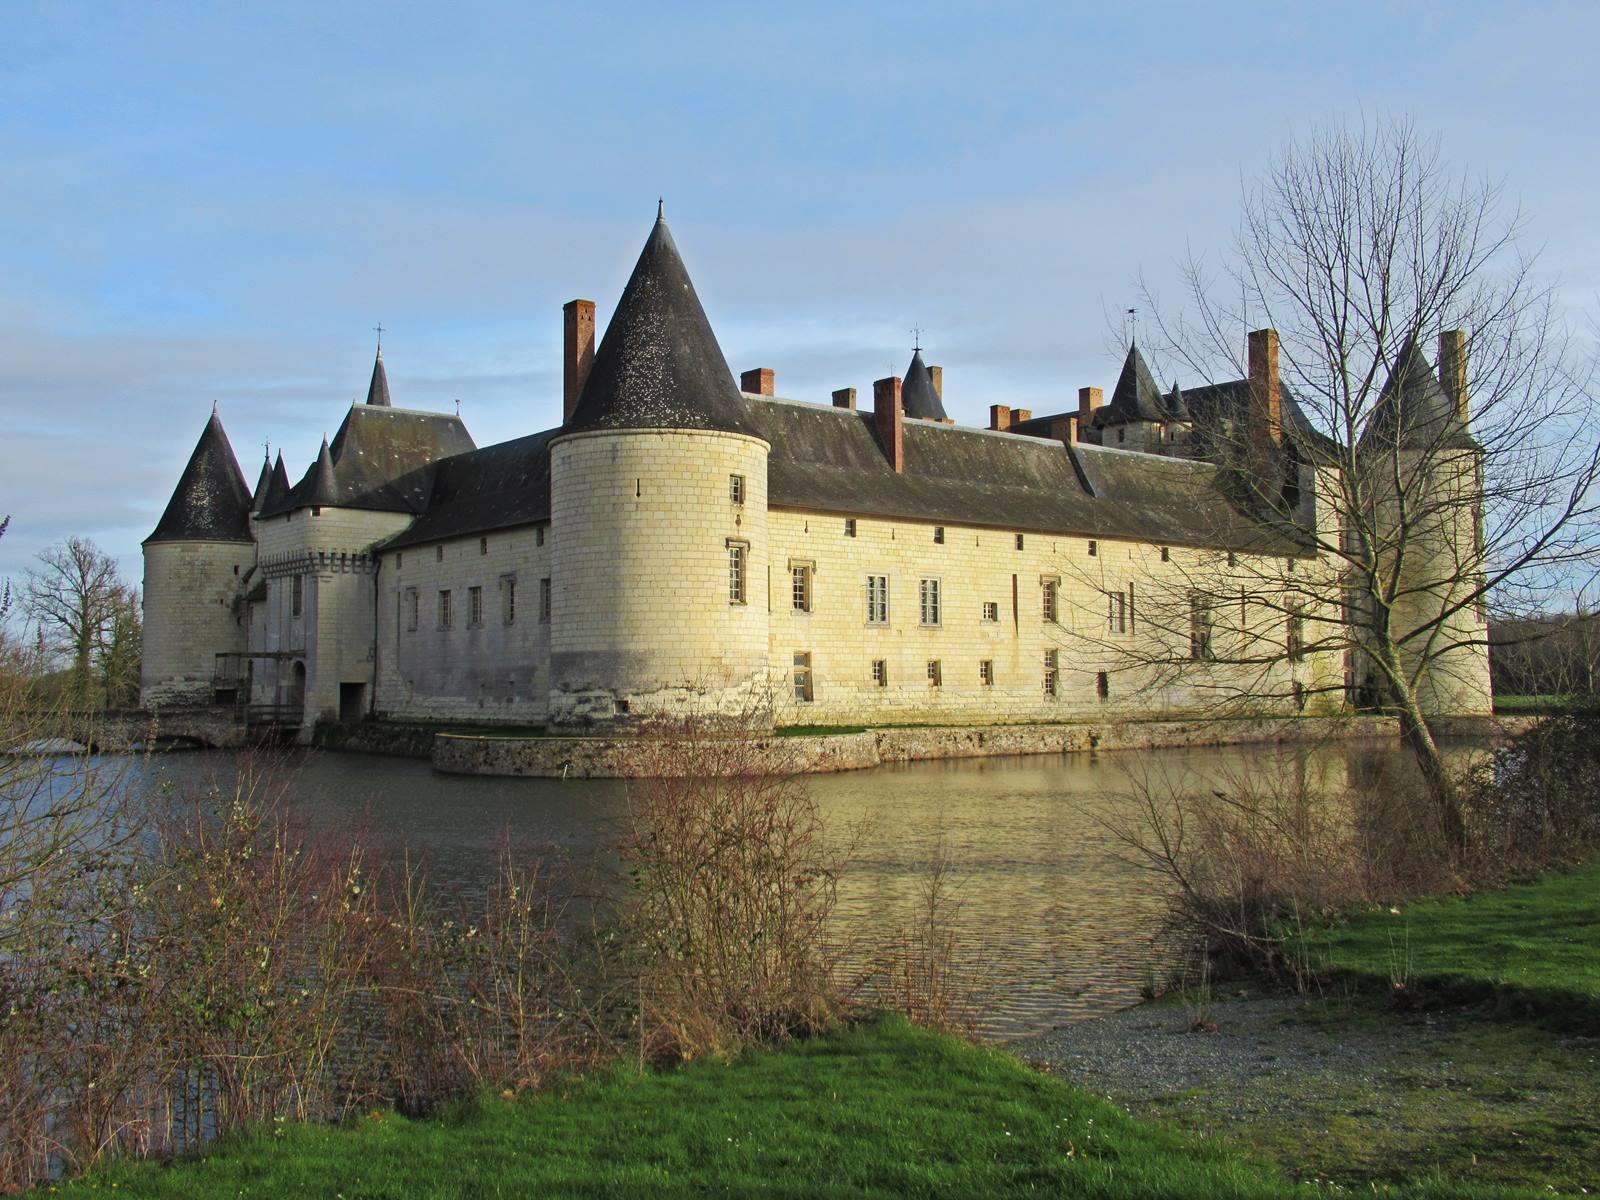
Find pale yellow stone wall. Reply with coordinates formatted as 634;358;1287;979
764;509;1341;725
140;540;255;706
372;525;553;723
547;428;772;728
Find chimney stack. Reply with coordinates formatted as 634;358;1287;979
1078;387;1104;428
740;367;775;396
989;404;1012;432
927;364;943;399
562;299;596;424
1014;408;1032;424
1051;416;1076;444
1247;328;1283;448
873;376;905;473
832;387;857;410
1438;329;1468;423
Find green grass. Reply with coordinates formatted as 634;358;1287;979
1492;693;1578;715
59;1016;1560;1199
1288;862;1600;1024
772;723;871;737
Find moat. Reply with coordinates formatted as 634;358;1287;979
132;739;1445;1037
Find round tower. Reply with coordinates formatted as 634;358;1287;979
141;408;256;707
547;209;774;731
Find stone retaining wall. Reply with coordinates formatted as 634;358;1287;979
431;714;1535;779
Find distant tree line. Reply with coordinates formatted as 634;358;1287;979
1490;610;1600;699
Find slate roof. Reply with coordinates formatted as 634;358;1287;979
902;350;948;421
261;404;476;517
564;210;754;437
1361;338;1480;453
250;456;275;513
1094;343;1170;426
365;347;392;407
377;394;1307;556
261;453;291;513
145;411;255;545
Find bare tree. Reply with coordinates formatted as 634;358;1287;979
1112;116;1600;847
97;584;142;710
22;536;125;709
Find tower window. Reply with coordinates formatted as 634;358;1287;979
501;575;517;624
292;574;303;617
982;601;999;623
927;659;942;687
845;518;857;538
438;589;453;630
405;587;419;631
480;537;488;556
1189;593;1215;660
730;474;745;505
1097;670;1110;700
468;586;483;627
540;577;552;623
791;563;813;612
871;658;887;687
933;526;945;544
1107;590;1127;634
1042;579;1059;624
1287;609;1305;662
1015;533;1025;550
436;545;444;563
537;525;546;547
1160;546;1170;562
396;552;403;569
1043;649;1058;697
727;541;748;605
979;659;994;687
1088;540;1098;557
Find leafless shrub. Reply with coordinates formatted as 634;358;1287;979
874;845;987;1038
1460;708;1600;873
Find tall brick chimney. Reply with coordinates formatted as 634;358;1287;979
1247;328;1283;450
562;299;596;424
1078;387;1104;428
1438;329;1468;423
927;364;943;399
832;387;857;410
989;404;1012;432
873;376;904;473
740;367;774;396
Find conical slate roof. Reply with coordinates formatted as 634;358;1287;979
365;347;392;407
1096;342;1168;426
262;452;291;512
1165;382;1190;423
251;454;275;513
902;350;948;421
297;437;340;507
145;410;254;544
564;208;751;436
1364;338;1479;452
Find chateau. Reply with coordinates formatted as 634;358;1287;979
140;210;1494;738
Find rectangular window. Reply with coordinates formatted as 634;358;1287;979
480;537;489;556
468;585;483;627
866;574;889;625
927;659;942;687
536;525;546;547
792;652;813;702
1088;540;1098;557
1015;533;1025;550
405;587;419;632
1287;609;1305;662
501;575;516;625
1160;545;1170;562
791;564;812;612
728;541;747;604
1043;649;1058;697
919;578;941;627
730;474;745;505
1107;590;1127;634
845;518;857;538
436;545;444;563
1097;670;1110;700
396;552;403;569
1042;579;1059;624
438;589;453;630
871;658;887;687
933;526;945;544
539;577;551;623
979;659;994;687
1190;593;1215;660
291;574;304;617
982;601;999;623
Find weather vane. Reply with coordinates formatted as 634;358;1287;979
910;325;923;352
373;322;385;349
1124;307;1138;345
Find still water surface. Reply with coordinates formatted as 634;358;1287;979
135;741;1407;1036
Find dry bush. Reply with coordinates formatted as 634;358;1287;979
618;716;842;1062
1106;754;1456;975
1461;707;1600;873
873;846;987;1038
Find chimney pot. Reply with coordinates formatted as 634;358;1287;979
740;367;774;396
831;387;857;410
873;376;905;473
562;299;596;425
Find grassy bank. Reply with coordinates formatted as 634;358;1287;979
60;1015;1566;1199
1288;861;1600;1026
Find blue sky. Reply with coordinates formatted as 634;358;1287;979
2;1;1597;587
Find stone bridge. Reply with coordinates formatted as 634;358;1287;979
47;707;279;752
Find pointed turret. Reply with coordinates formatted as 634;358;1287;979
1364;337;1479;451
145;410;254;544
262;452;291;512
564;208;749;435
1165;381;1190;423
1098;342;1168;426
305;437;339;506
365;345;392;407
901;349;948;421
251;454;275;513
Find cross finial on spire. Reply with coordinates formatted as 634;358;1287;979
656;197;664;223
1124;307;1138;346
373;322;385;350
211;399;218;416
263;439;271;460
910;326;923;352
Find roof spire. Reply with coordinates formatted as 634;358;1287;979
656;197;665;223
364;339;392;406
145;409;254;544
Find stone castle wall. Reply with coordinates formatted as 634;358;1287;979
140;539;254;707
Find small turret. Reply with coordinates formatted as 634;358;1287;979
901;349;949;421
365;345;392;407
145;409;254;545
305;437;339;507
